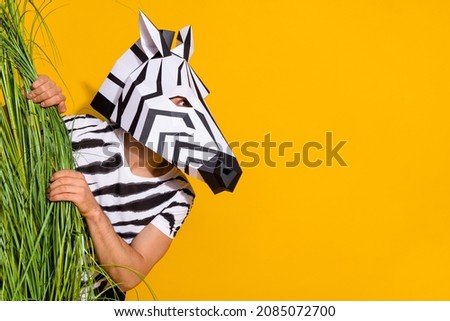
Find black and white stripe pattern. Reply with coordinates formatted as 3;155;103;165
64;114;195;243
90;11;242;194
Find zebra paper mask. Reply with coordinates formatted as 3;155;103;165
91;11;242;194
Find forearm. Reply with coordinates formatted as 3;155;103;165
48;170;172;293
84;208;149;292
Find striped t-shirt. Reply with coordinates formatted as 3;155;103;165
64;114;195;243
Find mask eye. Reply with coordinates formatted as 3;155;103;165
170;96;192;107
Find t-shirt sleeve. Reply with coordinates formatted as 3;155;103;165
62;114;104;142
150;191;194;239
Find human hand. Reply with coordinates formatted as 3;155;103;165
48;169;102;219
26;75;67;113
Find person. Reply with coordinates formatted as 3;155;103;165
25;12;241;302
27;75;195;300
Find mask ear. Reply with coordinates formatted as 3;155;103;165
171;25;194;61
139;10;172;57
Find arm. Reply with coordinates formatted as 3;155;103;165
47;170;172;292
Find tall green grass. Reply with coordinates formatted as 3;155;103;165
0;0;100;300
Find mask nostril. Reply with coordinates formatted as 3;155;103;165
222;167;232;175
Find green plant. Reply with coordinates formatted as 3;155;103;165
0;0;100;300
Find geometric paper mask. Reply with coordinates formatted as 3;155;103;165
91;11;242;194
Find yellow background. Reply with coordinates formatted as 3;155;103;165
35;0;450;300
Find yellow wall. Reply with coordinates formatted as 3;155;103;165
36;0;450;300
